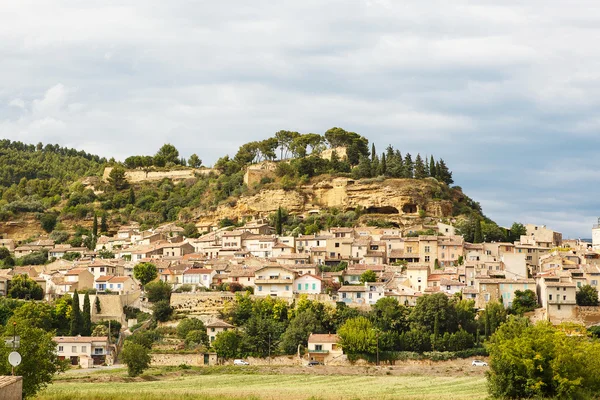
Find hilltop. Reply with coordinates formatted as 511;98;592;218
0;128;488;242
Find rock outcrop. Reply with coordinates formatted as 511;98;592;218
198;177;454;223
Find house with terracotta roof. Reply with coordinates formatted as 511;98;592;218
182;268;216;289
95;275;136;294
338;282;384;305
254;265;296;298
206;320;235;343
307;333;343;364
54;336;109;367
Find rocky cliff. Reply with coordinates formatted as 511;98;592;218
198;177;458;223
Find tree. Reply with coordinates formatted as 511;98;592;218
120;342;151;377
188;153;202;168
371;297;409;332
185;330;209;348
70;290;83;335
403;153;414;178
280;310;322;354
473;218;483;244
338;316;377;355
128;187;136;205
177;318;207;339
241;315;286;357
0;247;10;260
508;222;527;242
486;318;600;399
429;155;436;179
107;166;128;190
145;280;172;303
352;155;372;179
95;296;101;313
134;262;158;286
480;301;506;337
212;330;243;359
276;207;283;236
91;324;108;337
0;323;67;398
409;293;458;333
436;158;453;184
359;270;377;283
126;331;159;349
82;293;92;336
152;300;173;322
8;274;43;300
414;154;426;179
510;289;538;315
576;285;599;306
100;213;108;233
92;214;98;238
155;143;180;165
39;212;58;233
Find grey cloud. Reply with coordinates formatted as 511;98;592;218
1;0;599;237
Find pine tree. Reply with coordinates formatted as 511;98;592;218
100;213;108;234
414;154;426;179
379;153;387;176
430;155;436;179
129;187;136;205
330;149;340;172
92;214;98;238
437;159;454;185
70;290;83;336
276;207;283;236
371;153;380;177
352;155;373;179
389;150;404;178
403;153;414;178
82;293;92;336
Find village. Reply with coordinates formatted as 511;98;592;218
1;215;600;371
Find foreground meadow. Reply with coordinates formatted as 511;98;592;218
35;365;488;400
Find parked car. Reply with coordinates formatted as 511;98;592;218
234;359;249;365
472;360;488;367
307;361;322;367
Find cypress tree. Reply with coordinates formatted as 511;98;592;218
100;213;108;234
129;187;136;205
82;293;92;336
430;156;436;179
433;313;440;350
371;143;377;162
95;295;101;313
70;290;83;336
92;214;98;238
414;154;426;179
379;153;387;176
474;218;483;244
403;153;414;178
276;207;283;236
371;153;380;177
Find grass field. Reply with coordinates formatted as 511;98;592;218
35;366;489;400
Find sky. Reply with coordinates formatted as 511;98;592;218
1;0;599;238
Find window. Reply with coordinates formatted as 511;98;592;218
285;286;289;291
298;284;301;290
441;253;445;259
417;277;422;283
593;280;598;286
72;346;77;353
211;328;215;332
424;256;430;262
335;243;340;248
407;246;413;253
484;294;490;301
357;293;361;299
312;283;316;290
58;346;64;352
563;295;566;301
315;345;323;351
100;267;105;272
424;246;430;253
369;293;373;299
81;346;87;353
342;293;346;299
305;283;309;290
549;294;553;300
258;286;262;292
210;336;215;342
94;348;103;355
446;286;451;290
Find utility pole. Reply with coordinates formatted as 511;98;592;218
268;333;271;365
12;322;16;376
376;330;379;366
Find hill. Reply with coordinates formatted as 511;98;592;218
0;128;487;243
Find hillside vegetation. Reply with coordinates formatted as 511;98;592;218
0;128;491;243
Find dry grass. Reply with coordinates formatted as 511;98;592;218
36;367;488;400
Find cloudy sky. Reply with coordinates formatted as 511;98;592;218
1;1;599;237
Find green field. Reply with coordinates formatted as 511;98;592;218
35;367;488;400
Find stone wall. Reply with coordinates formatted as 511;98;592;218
171;292;236;315
0;376;22;400
103;167;218;183
151;353;218;366
243;161;278;187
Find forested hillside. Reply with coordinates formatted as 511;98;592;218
0;127;491;244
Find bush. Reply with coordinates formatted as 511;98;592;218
185;330;209;348
145;280;172;303
177;318;206;339
126;330;161;349
120;342;151;377
152;300;173;322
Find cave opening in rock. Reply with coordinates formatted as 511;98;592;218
402;203;418;214
365;206;399;214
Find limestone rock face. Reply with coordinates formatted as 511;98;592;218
198;177;454;223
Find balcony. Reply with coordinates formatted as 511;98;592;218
255;278;294;284
308;349;329;354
